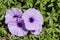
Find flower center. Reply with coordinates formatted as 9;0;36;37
29;17;34;23
17;23;22;27
31;30;35;32
13;15;18;18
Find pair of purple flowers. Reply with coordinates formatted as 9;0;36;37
5;8;43;36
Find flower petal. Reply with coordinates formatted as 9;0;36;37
8;22;28;36
5;8;22;24
31;26;42;35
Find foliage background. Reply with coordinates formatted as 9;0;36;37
0;0;60;40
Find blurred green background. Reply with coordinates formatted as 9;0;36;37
0;0;60;40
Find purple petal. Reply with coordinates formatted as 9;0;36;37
10;8;22;17
8;21;28;36
31;26;42;35
5;8;22;24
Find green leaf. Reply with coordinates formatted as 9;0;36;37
0;27;7;37
51;0;56;2
57;3;60;8
40;3;43;11
35;0;40;5
49;19;53;26
48;3;53;7
30;3;33;7
0;15;4;20
55;28;60;32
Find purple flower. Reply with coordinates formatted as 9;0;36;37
5;8;28;36
22;8;43;35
